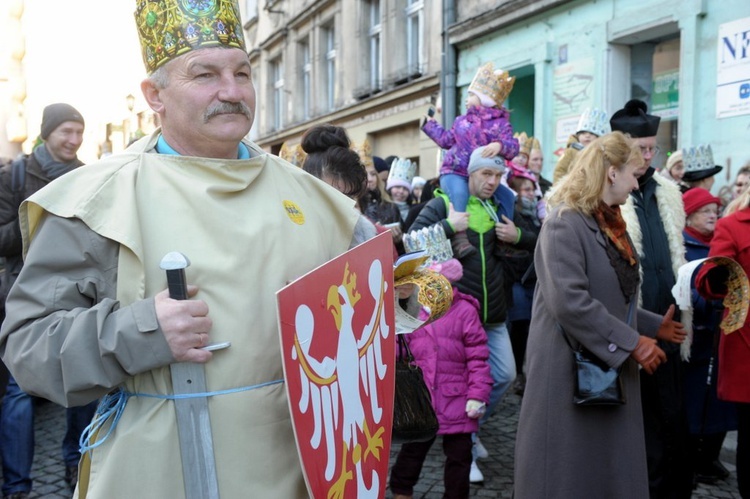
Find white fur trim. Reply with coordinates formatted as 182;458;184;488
622;174;693;360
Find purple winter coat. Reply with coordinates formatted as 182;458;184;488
404;289;493;435
422;105;519;178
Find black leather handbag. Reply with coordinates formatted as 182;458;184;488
391;335;439;444
560;301;634;406
570;347;624;406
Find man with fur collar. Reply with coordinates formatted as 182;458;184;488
612;99;692;499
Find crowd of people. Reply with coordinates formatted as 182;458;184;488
0;1;747;498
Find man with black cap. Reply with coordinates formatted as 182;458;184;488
612;99;693;498
0;102;97;498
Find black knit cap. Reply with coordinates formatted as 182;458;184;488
609;99;660;138
40;103;85;140
373;156;390;173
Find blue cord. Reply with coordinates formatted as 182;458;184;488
79;378;285;455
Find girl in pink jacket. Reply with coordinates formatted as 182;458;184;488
389;259;493;499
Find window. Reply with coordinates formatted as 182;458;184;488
245;0;258;21
369;0;382;91
323;24;336;112
299;38;312;120
405;0;424;76
271;58;284;130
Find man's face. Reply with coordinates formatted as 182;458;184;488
528;150;543;174
148;47;256;157
634;136;657;175
468;168;503;200
45;121;84;163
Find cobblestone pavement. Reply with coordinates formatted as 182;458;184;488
386;391;741;499
0;394;740;498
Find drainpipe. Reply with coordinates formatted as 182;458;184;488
441;0;457;127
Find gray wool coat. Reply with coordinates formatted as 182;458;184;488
514;206;663;499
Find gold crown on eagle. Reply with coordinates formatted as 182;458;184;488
135;0;247;74
468;62;515;107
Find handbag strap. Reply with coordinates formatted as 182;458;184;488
560;297;636;352
397;334;414;362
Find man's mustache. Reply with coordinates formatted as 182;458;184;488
204;102;252;123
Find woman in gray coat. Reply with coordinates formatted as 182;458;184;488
514;131;686;498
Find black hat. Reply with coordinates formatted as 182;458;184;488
609;99;660;138
373;156;390;173
40;103;85;140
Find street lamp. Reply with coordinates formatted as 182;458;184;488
126;93;135;112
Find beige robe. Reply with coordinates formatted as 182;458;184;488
10;132;362;498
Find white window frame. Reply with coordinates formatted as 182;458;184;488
271;58;284;130
299;38;312;120
405;0;424;75
369;0;382;91
245;0;258;21
323;25;336;112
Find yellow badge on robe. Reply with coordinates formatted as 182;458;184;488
284;200;305;225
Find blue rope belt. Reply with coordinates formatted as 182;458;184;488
79;378;285;455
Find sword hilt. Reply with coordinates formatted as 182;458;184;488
160;252;191;300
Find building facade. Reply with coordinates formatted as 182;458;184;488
245;0;444;178
451;0;750;196
248;0;750;197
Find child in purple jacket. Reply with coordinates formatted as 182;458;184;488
389;259;493;499
422;62;519;258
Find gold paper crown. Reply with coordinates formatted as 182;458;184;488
518;134;540;156
135;0;247;74
395;270;453;323
279;141;307;167
469;62;515;107
351;140;374;169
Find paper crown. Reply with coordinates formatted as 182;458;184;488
351;140;374;170
134;0;247;74
387;157;417;192
682;144;723;181
576;108;611;137
469;62;515;107
279;141;307;167
514;132;528;150
403;224;454;267
519;135;540;157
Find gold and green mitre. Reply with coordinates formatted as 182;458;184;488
135;0;247;74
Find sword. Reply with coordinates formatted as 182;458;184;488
160;251;221;499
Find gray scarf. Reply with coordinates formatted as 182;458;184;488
33;145;79;179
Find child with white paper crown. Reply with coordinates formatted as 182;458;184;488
422;62;519;258
552;107;611;184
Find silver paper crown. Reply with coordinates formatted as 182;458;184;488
388;157;417;186
683;144;715;173
576;108;611;137
402;224;454;266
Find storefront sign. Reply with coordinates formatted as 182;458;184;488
717;17;750;119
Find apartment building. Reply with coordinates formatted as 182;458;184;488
245;0;444;178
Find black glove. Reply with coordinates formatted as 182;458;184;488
706;265;730;295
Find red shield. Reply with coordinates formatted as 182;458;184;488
277;232;396;499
